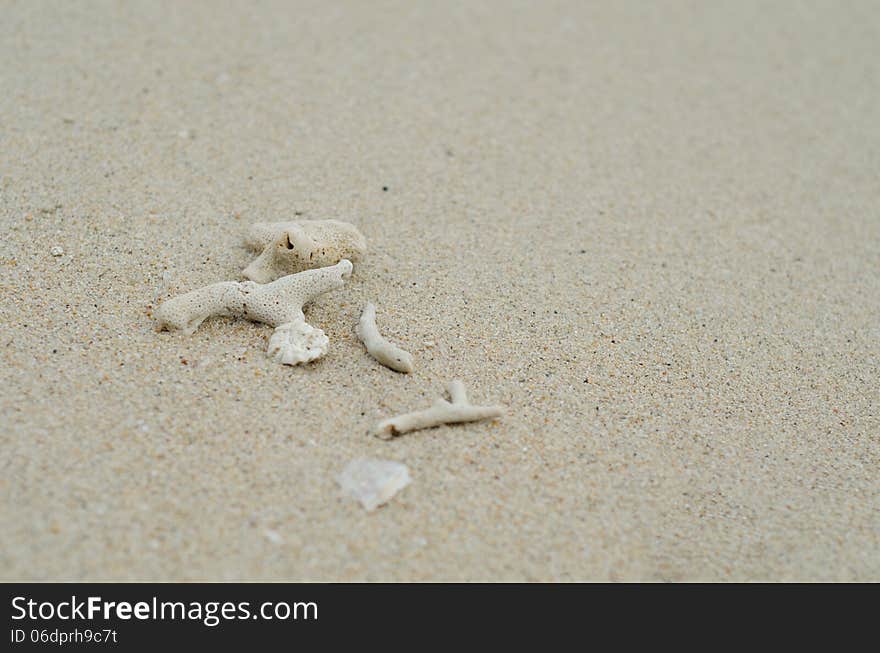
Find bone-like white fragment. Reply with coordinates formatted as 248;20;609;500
355;302;413;373
267;319;329;366
155;260;352;365
243;220;367;283
156;259;351;333
337;458;411;511
373;380;504;439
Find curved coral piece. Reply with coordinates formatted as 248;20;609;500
356;302;414;373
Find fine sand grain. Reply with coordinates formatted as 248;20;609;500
1;1;878;581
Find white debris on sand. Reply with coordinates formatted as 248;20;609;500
50;246;64;257
263;529;284;545
267;318;329;366
337;458;411;512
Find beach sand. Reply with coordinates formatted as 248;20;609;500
1;1;878;581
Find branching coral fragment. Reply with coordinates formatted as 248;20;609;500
373;380;504;439
155;260;352;365
355;302;414;373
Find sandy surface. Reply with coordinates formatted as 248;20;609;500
2;1;878;581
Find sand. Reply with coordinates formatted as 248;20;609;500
1;1;878;581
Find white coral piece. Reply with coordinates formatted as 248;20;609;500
243;220;367;283
337;458;411;511
267;319;329;366
355;302;413;373
155;259;352;365
373;380;504;439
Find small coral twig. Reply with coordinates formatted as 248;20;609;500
373;380;504;439
355;302;414;373
155;260;352;365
